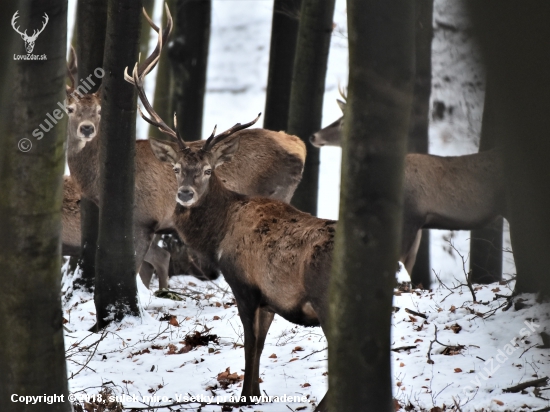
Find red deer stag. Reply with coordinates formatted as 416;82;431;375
310;99;507;275
127;28;335;412
65;6;306;288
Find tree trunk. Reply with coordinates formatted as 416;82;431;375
287;0;336;215
94;0;142;329
169;0;211;141
263;0;302;132
408;0;433;288
468;1;550;297
73;0;108;291
0;2;71;410
149;0;175;141
329;1;415;411
469;76;503;284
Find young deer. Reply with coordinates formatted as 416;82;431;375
127;29;333;411
311;99;507;275
65;6;306;289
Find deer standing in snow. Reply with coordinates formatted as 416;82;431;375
127;20;336;410
310;99;507;275
65;6;306;288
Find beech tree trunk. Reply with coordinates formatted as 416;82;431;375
264;0;302;132
170;0;211;141
469;76;503;284
287;0;336;215
73;0;108;292
0;1;71;410
94;0;142;329
408;0;433;288
329;1;415;411
468;1;550;297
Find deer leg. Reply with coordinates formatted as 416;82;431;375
134;228;154;288
139;261;154;288
144;242;170;289
236;295;271;400
402;230;422;274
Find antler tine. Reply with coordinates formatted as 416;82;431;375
136;3;173;77
338;84;347;101
67;46;77;91
11;11;26;37
202;113;261;152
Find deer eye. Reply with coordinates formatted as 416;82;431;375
67;106;75;114
204;169;212;176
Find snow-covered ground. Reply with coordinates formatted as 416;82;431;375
59;1;547;411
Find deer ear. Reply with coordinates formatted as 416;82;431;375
149;139;179;164
212;136;241;168
336;99;346;113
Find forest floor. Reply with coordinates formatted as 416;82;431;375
60;0;549;411
62;269;550;412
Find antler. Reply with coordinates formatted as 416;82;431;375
125;4;186;150
67;45;77;91
338;84;348;101
202;114;261;152
11;11;26;38
28;13;49;41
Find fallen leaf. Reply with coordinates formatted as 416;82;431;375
213;316;221;320
289;357;299;362
493;399;504;406
450;305;456;313
169;316;179;327
454;368;462;373
301;383;311;388
269;353;277;359
399;362;405;367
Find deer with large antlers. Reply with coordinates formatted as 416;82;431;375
65;5;306;289
127;15;335;412
11;11;49;54
310;98;507;277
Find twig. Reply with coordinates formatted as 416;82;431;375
301;347;327;360
447;241;476;302
391;345;417;353
503;376;549;393
405;308;427;319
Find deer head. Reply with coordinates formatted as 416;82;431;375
12;11;49;54
309;86;347;148
124;6;259;206
65;48;102;149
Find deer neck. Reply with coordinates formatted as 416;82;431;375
174;172;244;261
67;134;100;203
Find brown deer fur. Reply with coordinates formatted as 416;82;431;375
61;175;171;287
311;101;507;275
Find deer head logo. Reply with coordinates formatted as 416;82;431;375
11;11;49;54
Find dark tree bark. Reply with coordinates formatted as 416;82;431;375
408;0;433;288
287;0;335;215
468;2;550;297
0;1;71;410
73;0;108;291
94;0;142;329
263;0;302;132
169;0;211;141
149;0;175;141
329;1;415;411
469;76;503;284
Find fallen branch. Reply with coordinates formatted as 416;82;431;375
503;376;549;393
391;345;417;353
405;308;427;319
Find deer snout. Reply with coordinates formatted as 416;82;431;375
176;188;195;206
78;122;96;139
309;133;324;148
